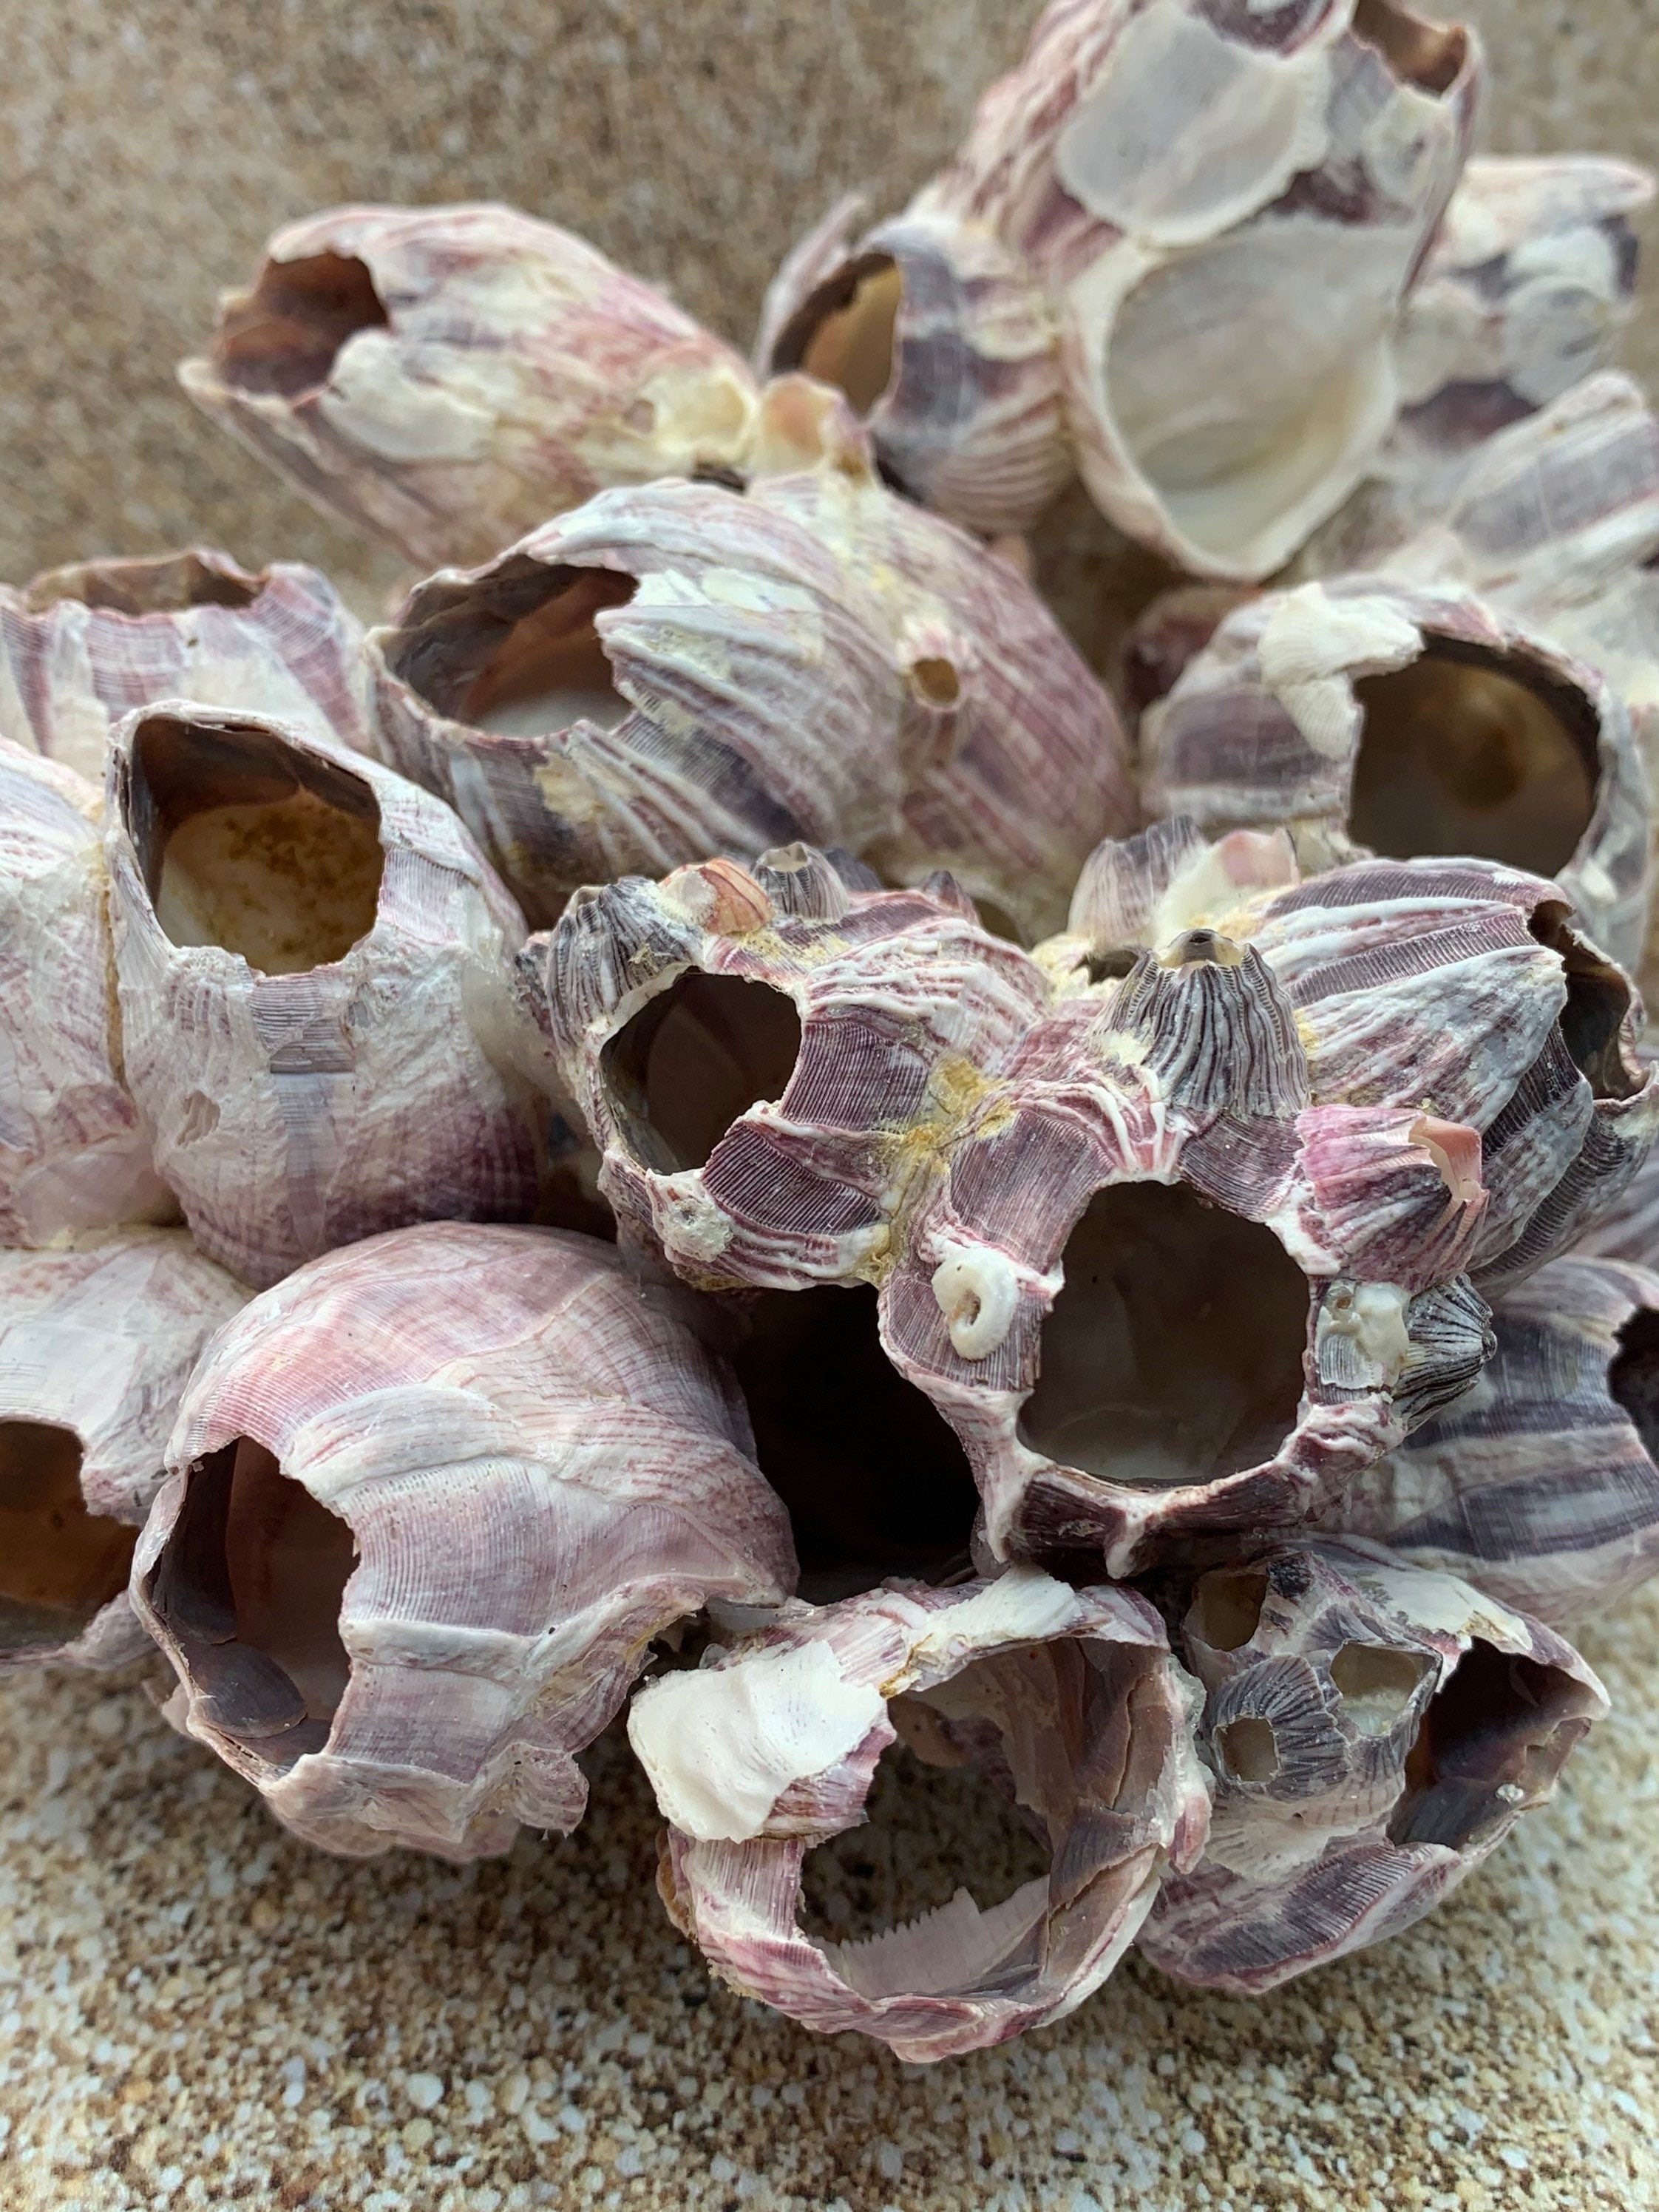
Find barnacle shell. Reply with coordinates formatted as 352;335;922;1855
925;0;1481;580
0;548;370;782
180;204;761;570
364;478;906;928
0;739;174;1246
0;1231;247;1671
132;1223;796;1859
630;1566;1210;2060
1320;1255;1659;1627
1139;1540;1607;1992
1140;576;1653;973
528;852;1047;1290
883;877;1496;1576
748;387;1138;941
755;196;1070;536
104;702;546;1287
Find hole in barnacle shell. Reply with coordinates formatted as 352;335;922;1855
1329;1641;1431;1737
730;1285;977;1599
1018;1184;1310;1490
601;971;804;1175
1609;1307;1659;1456
130;713;384;976
1350;642;1599;879
972;898;1026;946
1527;904;1640;1102
23;551;261;614
459;569;639;739
772;253;902;417
908;656;962;710
1352;0;1469;95
0;1421;137;1650
1083;948;1140;985
1192;1565;1268;1654
1388;1641;1589;1851
212;250;391;400
1215;1715;1280;1783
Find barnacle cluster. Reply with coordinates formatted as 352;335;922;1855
5;0;1659;2063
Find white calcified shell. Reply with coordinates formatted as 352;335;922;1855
0;548;371;784
132;1223;796;1860
1141;575;1653;974
1319;1254;1659;1627
1139;1539;1607;1993
104;702;548;1287
923;0;1481;580
0;1231;248;1671
180;204;761;570
0;739;174;1246
631;1566;1210;2060
529;852;1048;1291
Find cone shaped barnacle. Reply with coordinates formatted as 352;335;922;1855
0;547;371;782
180;204;761;570
104;702;548;1287
1138;1540;1606;1993
628;1567;1210;2059
0;1232;248;1672
132;1224;797;1859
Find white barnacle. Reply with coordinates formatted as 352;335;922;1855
930;1244;1020;1358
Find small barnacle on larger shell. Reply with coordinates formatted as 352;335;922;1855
1137;1540;1607;1993
0;547;370;782
180;204;761;570
1140;576;1653;973
1318;1255;1659;1628
923;0;1482;580
364;478;907;929
0;1231;248;1671
526;851;1047;1291
1;739;174;1246
629;1567;1210;2060
104;702;549;1287
132;1224;796;1860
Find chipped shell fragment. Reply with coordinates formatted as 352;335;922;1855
5;0;1659;2069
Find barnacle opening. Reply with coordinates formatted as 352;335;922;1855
1609;1306;1659;1451
1353;0;1470;95
731;1285;977;1597
1329;1641;1431;1736
1019;1183;1310;1489
146;1439;357;1767
601;971;804;1174
1192;1565;1268;1653
212;251;391;400
129;712;384;976
772;254;901;418
0;1422;136;1649
1215;1715;1280;1783
1387;1640;1588;1850
1350;642;1600;878
1527;905;1640;1099
455;569;639;739
24;551;261;614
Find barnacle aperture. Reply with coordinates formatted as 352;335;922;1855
401;563;639;741
600;973;803;1175
0;1422;138;1650
774;254;903;418
209;250;391;402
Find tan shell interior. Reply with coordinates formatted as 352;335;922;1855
601;970;804;1174
0;1420;137;1651
212;250;390;400
459;569;637;739
1019;1182;1310;1490
1388;1641;1597;1852
771;253;900;418
1191;1564;1268;1653
1352;0;1471;95
24;549;261;614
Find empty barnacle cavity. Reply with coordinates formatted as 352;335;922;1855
931;1246;1020;1360
600;971;804;1174
1388;1638;1590;1851
1609;1305;1659;1453
1329;1641;1432;1737
1353;0;1471;95
1527;906;1641;1100
129;713;384;975
149;1439;357;1766
458;569;638;738
1349;642;1600;878
773;254;902;418
1191;1566;1269;1655
211;251;391;400
730;1285;977;1596
24;549;260;614
1018;1184;1310;1491
0;1422;137;1650
1215;1715;1280;1785
906;656;963;710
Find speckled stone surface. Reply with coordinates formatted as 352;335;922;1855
4;4;1659;2207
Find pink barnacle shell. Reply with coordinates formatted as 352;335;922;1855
0;1231;248;1672
881;910;1495;1577
104;702;548;1288
1138;1539;1606;1994
925;0;1482;581
628;1567;1210;2060
364;478;906;929
526;851;1048;1291
754;195;1071;537
179;204;760;570
1318;1255;1659;1629
0;547;371;784
0;739;174;1246
132;1224;796;1860
1140;576;1653;974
